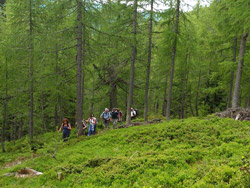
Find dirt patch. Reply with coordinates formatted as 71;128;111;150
3;154;38;169
3;157;27;169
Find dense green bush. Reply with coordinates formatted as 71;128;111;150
1;117;250;187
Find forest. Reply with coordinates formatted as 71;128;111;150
1;0;250;187
0;0;250;151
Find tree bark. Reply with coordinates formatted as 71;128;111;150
232;33;248;108
1;58;8;152
144;0;154;123
41;93;46;133
90;77;95;114
54;44;59;131
166;0;180;121
195;68;201;116
247;86;250;108
189;89;194;116
13;120;16;145
109;80;118;109
18;120;23;139
76;0;83;136
109;67;118;109
226;38;237;109
126;0;137;126
81;0;86;118
155;98;159;114
180;49;189;119
162;74;168;116
29;0;34;141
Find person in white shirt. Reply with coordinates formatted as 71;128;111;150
86;114;97;136
131;107;136;120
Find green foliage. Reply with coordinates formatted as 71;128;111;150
0;2;250;182
1;117;250;187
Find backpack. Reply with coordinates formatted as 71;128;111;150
111;111;119;119
134;109;138;116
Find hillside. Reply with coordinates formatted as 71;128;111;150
1;117;250;187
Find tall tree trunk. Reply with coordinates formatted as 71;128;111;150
10;123;13;142
110;81;118;109
90;95;94;115
232;33;248;108
166;0;180;120
247;86;250;108
18;120;23;139
195;68;201;116
90;77;95;114
1;58;8;152
109;68;118;109
189;89;194;116
181;69;188;119
126;0;137;126
13;119;16;145
29;0;34;141
81;0;86;118
76;0;83;136
227;38;237;109
155;98;159;114
54;44;59;131
144;0;154;123
180;49;189;119
41;93;46;132
162;74;168;116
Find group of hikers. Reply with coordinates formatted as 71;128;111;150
58;107;138;141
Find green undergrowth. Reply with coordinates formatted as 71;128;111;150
1;117;250;187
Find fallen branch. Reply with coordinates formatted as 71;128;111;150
215;108;250;121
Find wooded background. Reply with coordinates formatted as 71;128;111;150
0;0;249;150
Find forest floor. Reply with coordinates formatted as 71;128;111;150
1;117;250;187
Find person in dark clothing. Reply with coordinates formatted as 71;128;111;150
59;118;72;141
111;108;119;129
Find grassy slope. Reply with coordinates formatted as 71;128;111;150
1;117;250;187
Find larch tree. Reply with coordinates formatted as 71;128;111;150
126;0;137;125
166;0;180;120
232;33;248;108
29;0;34;140
226;38;237;109
76;0;84;136
1;58;8;152
144;0;154;123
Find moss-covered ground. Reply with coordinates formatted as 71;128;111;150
1;117;250;187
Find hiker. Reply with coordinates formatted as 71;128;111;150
131;107;137;120
82;120;87;130
100;108;111;129
58;118;72;141
86;114;97;136
75;119;87;130
111;108;119;129
118;108;123;122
